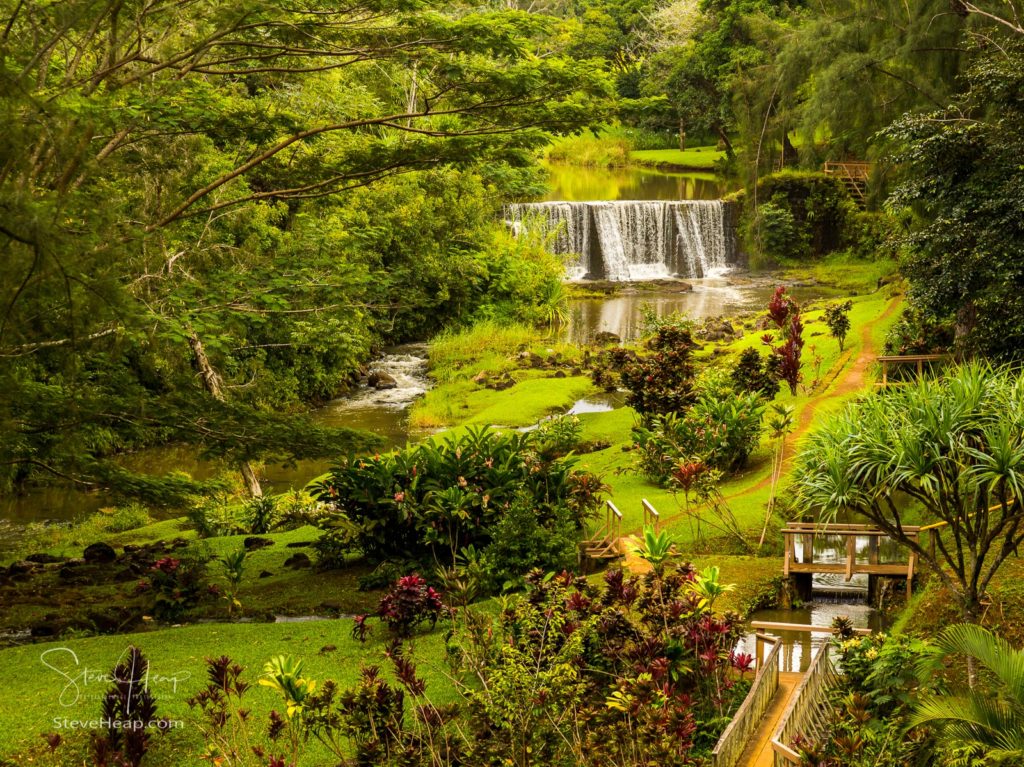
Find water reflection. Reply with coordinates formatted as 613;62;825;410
562;279;830;344
737;602;886;673
543;163;734;202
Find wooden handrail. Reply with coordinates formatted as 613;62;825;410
771;644;841;765
641;498;660;531
752;621;871;636
712;637;783;767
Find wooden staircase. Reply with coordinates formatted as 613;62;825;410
582;500;623;561
581;498;664;566
823;161;870;207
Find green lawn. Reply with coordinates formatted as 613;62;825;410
0;616;457;764
629;147;724;170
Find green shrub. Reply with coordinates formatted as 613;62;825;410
244;495;277;534
311;427;607;584
101;502;151;532
730;348;781;399
745;171;856;263
632;392;767;484
591;322;698;416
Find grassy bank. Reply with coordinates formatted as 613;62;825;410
629;147;724;171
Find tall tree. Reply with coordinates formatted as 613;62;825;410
884;37;1024;359
794;364;1024;619
0;0;613;499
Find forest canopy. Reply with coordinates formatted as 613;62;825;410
0;0;614;499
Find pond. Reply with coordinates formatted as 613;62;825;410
562;277;831;344
543;162;735;202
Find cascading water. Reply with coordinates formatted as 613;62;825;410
506;200;735;281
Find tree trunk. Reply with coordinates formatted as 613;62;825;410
678;117;687;151
188;330;263;497
717;127;734;159
782;131;799;167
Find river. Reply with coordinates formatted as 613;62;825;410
3;163;824;525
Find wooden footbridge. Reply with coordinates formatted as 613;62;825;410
712;624;865;767
783;521;920;600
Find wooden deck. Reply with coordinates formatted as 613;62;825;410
737;673;803;767
782;522;919;599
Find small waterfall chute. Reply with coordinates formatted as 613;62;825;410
506;199;735;281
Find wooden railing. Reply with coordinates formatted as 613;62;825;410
641;497;661;531
771;644;841;766
712;635;782;767
582;500;622;559
876;354;949;387
782;522;919;599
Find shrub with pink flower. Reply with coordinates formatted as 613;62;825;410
377;574;445;637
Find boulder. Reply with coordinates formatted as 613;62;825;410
25;553;63;565
368;371;398;390
593;331;621;346
259;570;274;579
471;370;489;384
243;536;274;551
83;542;117;564
283;553;311;569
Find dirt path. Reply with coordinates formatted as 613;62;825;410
650;296;903;533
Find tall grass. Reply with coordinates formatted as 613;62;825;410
547;132;630;167
428;321;540;385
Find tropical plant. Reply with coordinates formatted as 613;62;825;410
731;347;781;400
592;322;699;416
632;392;767;483
219;548;247;617
244;495;277;535
634;525;677;575
90;647;161;767
795;363;1024;618
762;286;804;396
824;301;854;352
377;574;445;638
911;624;1024;761
312;427;606;583
689;565;735;611
260;656;316;720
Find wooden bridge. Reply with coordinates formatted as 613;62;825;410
713;624;858;767
823;161;870;206
876;353;948;386
782;521;920;600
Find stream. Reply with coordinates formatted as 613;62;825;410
2;160;881;661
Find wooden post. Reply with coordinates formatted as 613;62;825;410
868;536;879;565
845;536;856;582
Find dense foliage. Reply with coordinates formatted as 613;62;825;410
633;393;767;485
795;363;1024;618
885;39;1024;360
312;427;606;588
591;321;699;416
0;0;612;500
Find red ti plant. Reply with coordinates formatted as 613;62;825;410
762;287;804;396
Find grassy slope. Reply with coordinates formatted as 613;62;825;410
629;147;724;170
574;290;904;540
0;617;455;765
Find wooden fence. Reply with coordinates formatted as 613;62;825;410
771;644;840;766
711;636;782;767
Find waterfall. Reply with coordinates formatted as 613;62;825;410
506;200;735;281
